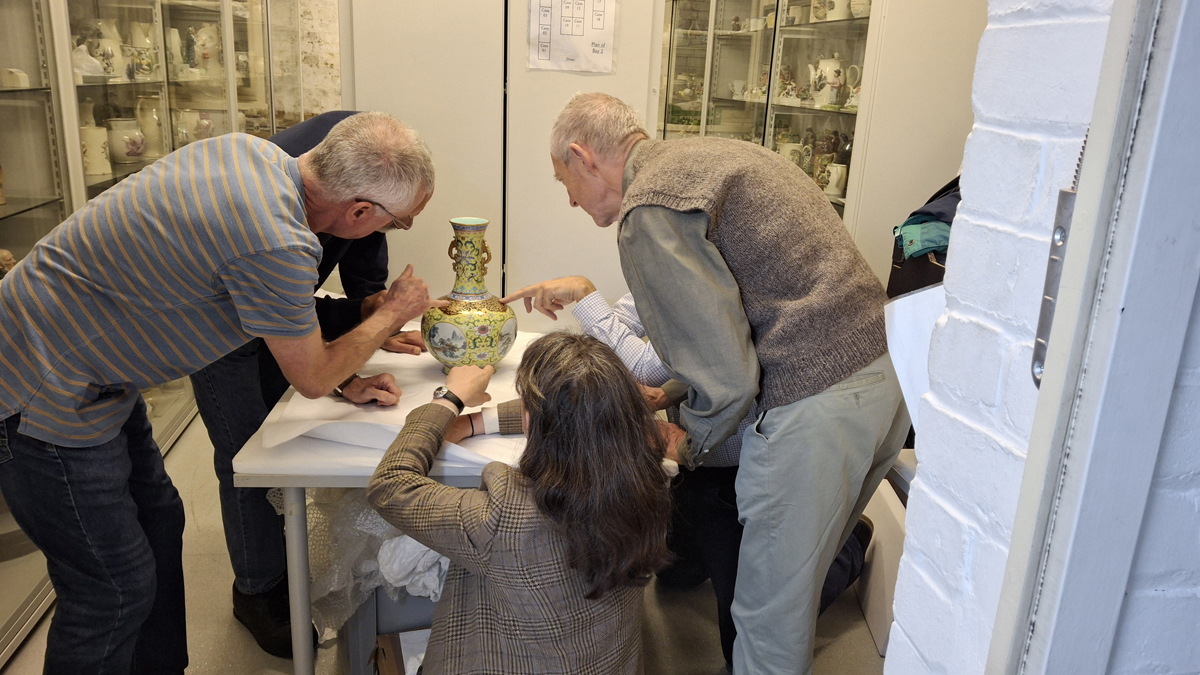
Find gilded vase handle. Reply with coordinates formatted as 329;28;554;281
479;241;492;277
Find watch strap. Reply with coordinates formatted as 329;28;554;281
434;386;465;413
333;374;357;398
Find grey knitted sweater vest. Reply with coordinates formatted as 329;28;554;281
619;138;888;411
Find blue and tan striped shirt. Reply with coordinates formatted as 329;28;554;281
0;134;321;447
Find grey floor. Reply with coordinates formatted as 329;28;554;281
2;417;884;675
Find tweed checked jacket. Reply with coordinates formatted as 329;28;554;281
366;403;645;674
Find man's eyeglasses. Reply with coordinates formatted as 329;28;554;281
357;198;408;231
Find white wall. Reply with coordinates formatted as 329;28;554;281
1107;288;1200;672
843;0;987;282
883;0;1113;671
350;0;505;302
504;0;661;334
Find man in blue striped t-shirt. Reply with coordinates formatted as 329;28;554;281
0;112;444;675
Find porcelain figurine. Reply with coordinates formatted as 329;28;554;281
421;218;518;371
186;27;197;68
0;249;16;278
731;16;741;31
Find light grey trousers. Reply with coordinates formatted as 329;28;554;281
731;353;909;675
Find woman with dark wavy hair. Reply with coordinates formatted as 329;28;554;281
367;332;672;674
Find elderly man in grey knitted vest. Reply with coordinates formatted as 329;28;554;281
520;93;910;675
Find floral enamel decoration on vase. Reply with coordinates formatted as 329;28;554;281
421;218;518;372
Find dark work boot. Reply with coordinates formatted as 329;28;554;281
232;581;317;659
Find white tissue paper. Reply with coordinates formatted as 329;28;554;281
378;535;450;602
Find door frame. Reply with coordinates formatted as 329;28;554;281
986;0;1200;672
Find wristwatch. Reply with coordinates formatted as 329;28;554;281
432;386;465;413
333;374;357;398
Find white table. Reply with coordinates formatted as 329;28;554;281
232;331;534;675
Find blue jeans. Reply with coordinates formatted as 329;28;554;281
190;339;287;595
0;400;187;674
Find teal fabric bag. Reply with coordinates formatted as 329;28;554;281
894;215;952;259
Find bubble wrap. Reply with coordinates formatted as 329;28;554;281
301;489;449;642
306;488;399;641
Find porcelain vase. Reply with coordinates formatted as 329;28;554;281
421;218;517;371
80;126;112;175
136;95;166;158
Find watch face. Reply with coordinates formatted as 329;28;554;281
433;386;449;398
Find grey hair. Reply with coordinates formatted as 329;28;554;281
550;92;648;165
306;111;435;210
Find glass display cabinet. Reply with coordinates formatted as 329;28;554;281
659;0;873;214
50;0;299;208
160;0;272;145
61;0;172;201
0;0;69;261
0;1;63;664
44;0;302;452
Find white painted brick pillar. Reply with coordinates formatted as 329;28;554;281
883;1;1113;672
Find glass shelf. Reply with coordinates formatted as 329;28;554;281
0;86;52;95
779;16;870;35
75;79;168;89
0;197;64;223
85;160;153;196
772;99;858;115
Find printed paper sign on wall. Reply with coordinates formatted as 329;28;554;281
528;0;616;73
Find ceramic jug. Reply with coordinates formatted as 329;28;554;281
80;126;112;175
136;96;166;158
421;218;518;371
107;118;145;164
96;19;122;42
825;0;852;21
808;53;844;106
130;22;154;49
79;97;96;127
825;163;848;197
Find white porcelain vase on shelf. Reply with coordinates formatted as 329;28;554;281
107;118;146;164
136;96;166;159
80;126;112;175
